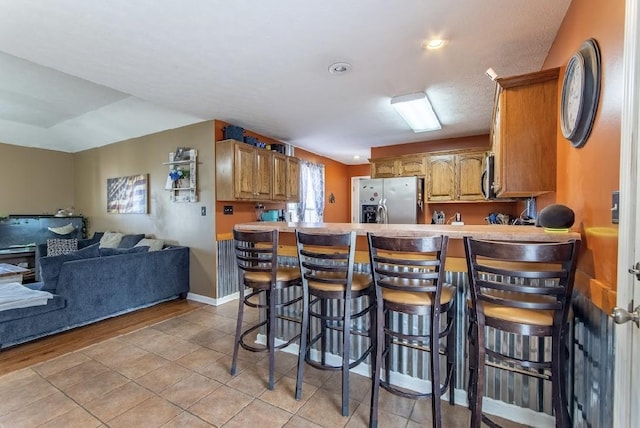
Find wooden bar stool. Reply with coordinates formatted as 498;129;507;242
231;228;302;390
463;237;580;428
294;230;375;416
367;234;456;428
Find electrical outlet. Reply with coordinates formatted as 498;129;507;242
201;206;206;216
223;205;233;215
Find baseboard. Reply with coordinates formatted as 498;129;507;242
187;291;238;306
256;334;554;427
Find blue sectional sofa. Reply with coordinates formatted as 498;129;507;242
0;235;189;349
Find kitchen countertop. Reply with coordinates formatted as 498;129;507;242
234;222;581;242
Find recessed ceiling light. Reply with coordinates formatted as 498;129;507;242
328;62;352;75
423;39;447;50
353;155;360;160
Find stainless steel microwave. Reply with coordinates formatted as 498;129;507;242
482;154;497;199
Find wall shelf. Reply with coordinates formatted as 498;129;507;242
163;149;198;202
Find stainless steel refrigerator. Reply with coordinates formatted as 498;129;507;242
358;176;424;224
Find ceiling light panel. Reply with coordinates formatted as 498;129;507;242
390;92;441;132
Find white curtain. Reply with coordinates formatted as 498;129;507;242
288;160;324;222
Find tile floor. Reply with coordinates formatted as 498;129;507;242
0;301;529;427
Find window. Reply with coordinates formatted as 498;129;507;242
287;160;324;222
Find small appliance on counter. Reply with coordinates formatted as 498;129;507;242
260;210;279;222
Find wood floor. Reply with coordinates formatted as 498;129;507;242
0;298;205;376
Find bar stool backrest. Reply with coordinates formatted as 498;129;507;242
464;237;580;331
233;228;278;287
368;234;449;299
295;230;356;289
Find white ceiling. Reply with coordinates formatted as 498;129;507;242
0;0;571;165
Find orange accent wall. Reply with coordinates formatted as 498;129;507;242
542;0;624;312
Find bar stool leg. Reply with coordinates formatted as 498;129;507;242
369;296;384;428
231;284;246;376
321;298;328;366
384;310;392;385
267;289;275;390
430;307;442;428
470;319;485;428
295;288;310;400
341;295;352;416
552;330;571;428
447;307;456;405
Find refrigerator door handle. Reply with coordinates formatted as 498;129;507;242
377;198;388;224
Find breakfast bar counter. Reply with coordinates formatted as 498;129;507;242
222;221;583;425
234;221;580;242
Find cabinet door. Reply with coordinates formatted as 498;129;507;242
427;155;456;201
286;156;300;201
492;68;558;197
398;156;426;176
457;152;485;200
255;149;273;200
234;144;258;199
371;159;397;178
272;153;288;200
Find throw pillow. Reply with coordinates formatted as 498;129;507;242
100;246;149;257
134;238;164;252
47;238;78;256
118;234;146;248
39;243;100;292
99;232;125;248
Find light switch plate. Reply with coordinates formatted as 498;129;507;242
223;205;233;215
612;191;619;224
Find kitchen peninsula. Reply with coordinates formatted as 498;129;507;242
233;221;580;242
226;221;580;426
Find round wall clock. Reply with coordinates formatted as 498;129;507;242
560;38;601;148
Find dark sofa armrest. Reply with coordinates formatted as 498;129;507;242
34;243;48;282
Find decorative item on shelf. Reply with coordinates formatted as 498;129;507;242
169;167;190;188
163;148;198;202
173;147;189;161
223;125;244;141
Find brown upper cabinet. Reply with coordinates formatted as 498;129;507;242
427;150;485;201
491;68;559;197
370;154;427;178
216;139;300;202
272;153;300;201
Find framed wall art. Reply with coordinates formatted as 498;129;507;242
107;174;148;214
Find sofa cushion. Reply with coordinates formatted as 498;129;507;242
99;232;125;248
100;246;149;257
47;238;78;256
135;238;164;252
39;243;100;292
118;234;146;248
